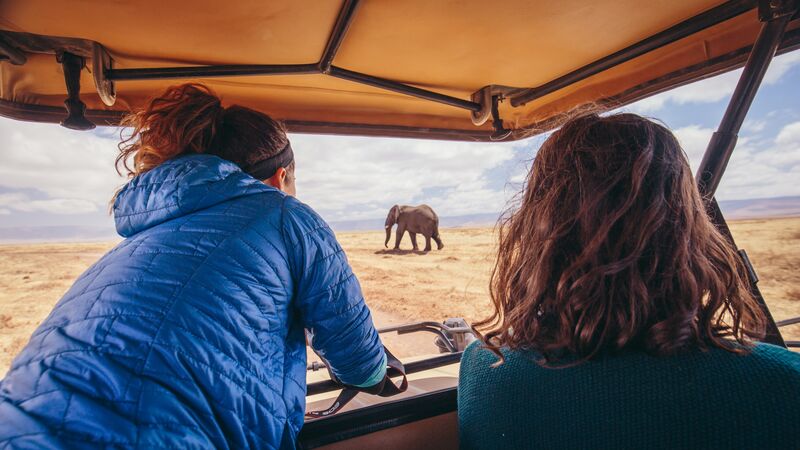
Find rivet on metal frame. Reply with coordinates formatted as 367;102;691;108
92;43;116;107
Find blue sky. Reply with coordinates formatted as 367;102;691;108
0;51;799;235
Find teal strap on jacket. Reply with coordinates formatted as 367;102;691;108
354;353;388;388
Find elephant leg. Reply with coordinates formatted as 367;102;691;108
410;232;419;250
424;235;432;252
394;227;406;250
433;231;444;250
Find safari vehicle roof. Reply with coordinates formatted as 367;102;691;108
1;0;798;141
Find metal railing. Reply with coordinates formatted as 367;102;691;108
777;317;800;348
306;319;475;395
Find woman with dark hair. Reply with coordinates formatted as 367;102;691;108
0;84;387;449
458;113;800;449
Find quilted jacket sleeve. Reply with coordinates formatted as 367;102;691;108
281;196;387;387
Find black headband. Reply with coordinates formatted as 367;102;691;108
242;141;294;180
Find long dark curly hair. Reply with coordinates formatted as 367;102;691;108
475;112;766;365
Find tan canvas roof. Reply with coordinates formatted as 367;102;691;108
0;0;798;140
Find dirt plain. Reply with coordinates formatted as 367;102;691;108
1;217;798;376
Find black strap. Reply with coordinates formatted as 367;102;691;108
306;347;407;418
242;141;294;180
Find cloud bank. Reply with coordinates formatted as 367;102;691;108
0;50;797;231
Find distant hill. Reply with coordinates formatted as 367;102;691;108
330;196;800;232
1;196;799;242
717;196;800;220
0;226;119;244
329;212;500;232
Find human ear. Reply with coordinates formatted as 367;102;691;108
263;167;288;192
276;167;287;190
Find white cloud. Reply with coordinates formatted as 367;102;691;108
763;50;800;84
0;116;526;223
0;55;795;227
673;124;713;169
631;71;741;113
742;118;767;134
19;199;98;215
0;192;98;215
775;121;800;146
628;51;800;114
764;121;800;170
292;134;522;221
424;179;510;217
0;193;27;206
0;120;126;209
508;170;528;184
674;121;800;200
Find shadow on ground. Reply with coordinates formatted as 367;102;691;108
374;248;430;256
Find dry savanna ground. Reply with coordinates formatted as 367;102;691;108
1;217;799;375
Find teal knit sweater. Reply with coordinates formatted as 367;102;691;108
458;342;800;449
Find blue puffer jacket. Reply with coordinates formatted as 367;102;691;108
0;155;386;449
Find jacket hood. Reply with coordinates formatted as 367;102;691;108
113;154;273;237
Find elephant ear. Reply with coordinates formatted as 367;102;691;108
386;204;400;226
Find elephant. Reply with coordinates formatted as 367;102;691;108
384;204;444;251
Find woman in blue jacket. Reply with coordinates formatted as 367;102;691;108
0;84;387;449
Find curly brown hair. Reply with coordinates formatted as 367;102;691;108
115;83;289;178
475;112;766;365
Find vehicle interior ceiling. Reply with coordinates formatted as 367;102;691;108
1;0;798;448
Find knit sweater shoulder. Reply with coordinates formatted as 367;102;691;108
458;341;800;450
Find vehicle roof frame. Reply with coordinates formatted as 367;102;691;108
2;0;799;141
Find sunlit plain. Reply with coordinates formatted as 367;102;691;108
1;218;798;376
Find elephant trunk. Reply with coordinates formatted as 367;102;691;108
384;205;399;248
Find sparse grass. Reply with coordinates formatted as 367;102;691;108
0;218;798;375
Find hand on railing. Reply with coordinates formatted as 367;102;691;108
305;346;408;418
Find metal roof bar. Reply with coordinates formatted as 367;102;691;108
107;63;319;80
103;0;481;114
328;66;481;112
318;0;361;74
106;63;481;113
2;0;792;132
509;0;756;107
58;1;769;117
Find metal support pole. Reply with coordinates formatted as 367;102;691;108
104;0;481;114
489;95;512;140
58;52;95;130
706;200;786;346
318;0;361;74
695;0;796;347
107;63;320;81
696;19;792;195
510;0;754;107
0;35;26;65
328;66;482;112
